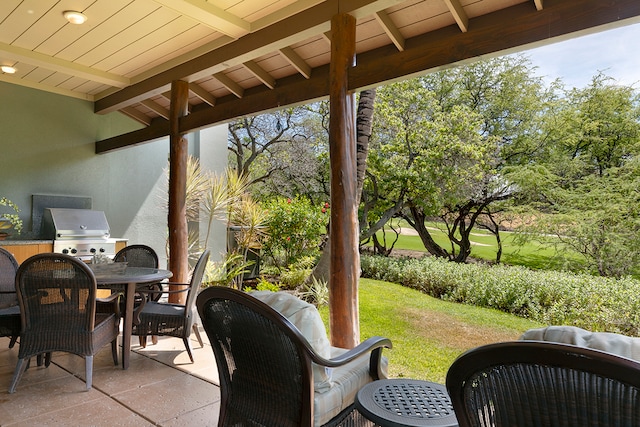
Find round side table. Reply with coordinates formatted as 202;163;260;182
355;379;458;427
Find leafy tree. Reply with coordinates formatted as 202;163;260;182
365;56;549;262
519;73;640;276
228;107;328;202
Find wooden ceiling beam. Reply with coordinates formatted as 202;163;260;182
375;10;405;51
189;83;217;106
0;41;129;87
443;0;469;33
213;72;244;98
140;99;170;119
534;0;543;11
119;107;152;126
280;47;312;79
151;0;250;38
243;60;276;89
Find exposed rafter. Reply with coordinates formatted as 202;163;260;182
0;42;129;88
189;83;216;106
280;47;312;79
151;0;250;38
213;72;244;98
141;99;170;120
375;10;405;51
243;60;276;89
443;0;469;32
534;0;543;11
120;106;153;126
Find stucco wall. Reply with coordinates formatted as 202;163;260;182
0;82;227;268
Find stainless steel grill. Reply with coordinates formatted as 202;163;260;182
41;208;117;260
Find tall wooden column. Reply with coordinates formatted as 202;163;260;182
329;13;359;348
168;80;190;304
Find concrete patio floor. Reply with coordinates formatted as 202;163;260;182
0;330;222;426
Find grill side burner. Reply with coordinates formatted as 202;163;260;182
42;208;117;260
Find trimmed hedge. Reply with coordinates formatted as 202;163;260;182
360;254;640;336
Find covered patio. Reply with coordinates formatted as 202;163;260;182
2;0;639;354
0;334;222;426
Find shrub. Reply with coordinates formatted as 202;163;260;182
360;254;640;336
262;197;328;268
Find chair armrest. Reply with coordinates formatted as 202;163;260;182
307;336;393;380
96;293;121;318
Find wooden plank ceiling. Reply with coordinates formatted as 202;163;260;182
1;0;639;152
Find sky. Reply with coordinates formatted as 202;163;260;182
513;22;640;90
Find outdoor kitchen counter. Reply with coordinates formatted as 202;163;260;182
0;239;127;264
0;240;54;245
0;240;54;264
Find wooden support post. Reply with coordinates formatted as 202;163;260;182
168;80;190;304
329;13;359;348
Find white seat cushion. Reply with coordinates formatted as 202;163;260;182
250;291;333;390
521;325;640;361
251;291;386;426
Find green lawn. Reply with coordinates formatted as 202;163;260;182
320;278;543;383
373;220;584;271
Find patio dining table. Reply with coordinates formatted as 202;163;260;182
95;266;172;369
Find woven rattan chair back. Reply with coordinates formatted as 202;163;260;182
0;247;20;348
9;253;119;393
197;286;316;427
114;244;158;268
446;341;640;427
114;244;162;302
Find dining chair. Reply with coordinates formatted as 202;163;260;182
131;250;210;362
446;340;640;427
8;253;120;393
0;247;20;348
196;286;392;427
114;244;162;301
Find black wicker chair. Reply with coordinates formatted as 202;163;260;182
0;247;20;348
131;250;209;362
196;286;392;427
114;244;162;301
446;341;640;427
9;253;120;393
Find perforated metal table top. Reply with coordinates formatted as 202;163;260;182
355;379;458;427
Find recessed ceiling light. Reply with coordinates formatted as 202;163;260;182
1;66;16;74
63;10;87;25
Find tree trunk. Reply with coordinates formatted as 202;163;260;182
406;206;450;259
312;89;376;283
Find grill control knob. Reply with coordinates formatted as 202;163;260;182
90;248;96;254
62;249;69;254
71;249;77;254
99;248;105;253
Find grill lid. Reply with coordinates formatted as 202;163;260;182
42;208;110;240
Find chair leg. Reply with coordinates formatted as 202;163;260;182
111;338;119;365
8;334;18;348
183;337;194;363
85;355;93;390
36;352;51;367
192;323;204;347
151;335;158;345
139;335;147;348
8;358;28;393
